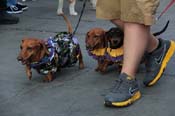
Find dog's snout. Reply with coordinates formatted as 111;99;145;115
113;40;119;43
86;45;90;49
86;45;93;50
17;56;22;61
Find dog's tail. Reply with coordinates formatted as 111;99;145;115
153;20;170;36
60;14;73;34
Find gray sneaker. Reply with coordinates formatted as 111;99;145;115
144;38;175;86
104;73;141;107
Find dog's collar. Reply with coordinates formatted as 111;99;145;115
87;48;106;60
87;47;123;62
106;47;123;62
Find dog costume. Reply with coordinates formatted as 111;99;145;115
30;32;80;75
87;46;123;63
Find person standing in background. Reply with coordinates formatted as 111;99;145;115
0;0;19;24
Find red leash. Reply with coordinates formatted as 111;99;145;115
157;0;175;20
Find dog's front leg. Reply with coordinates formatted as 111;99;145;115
43;72;54;82
78;50;84;69
95;60;103;72
100;60;110;73
116;61;123;72
26;65;32;80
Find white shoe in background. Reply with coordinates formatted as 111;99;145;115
69;0;78;16
90;0;96;9
57;0;64;15
57;0;78;16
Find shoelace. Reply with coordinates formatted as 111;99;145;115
110;79;123;93
110;78;132;93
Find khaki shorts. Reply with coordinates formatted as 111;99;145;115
96;0;160;25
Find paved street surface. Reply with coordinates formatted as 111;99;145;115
0;0;175;116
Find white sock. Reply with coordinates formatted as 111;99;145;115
90;0;96;9
69;0;78;16
57;0;64;14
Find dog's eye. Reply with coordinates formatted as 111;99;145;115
27;47;33;51
20;46;22;49
94;35;100;38
114;40;119;43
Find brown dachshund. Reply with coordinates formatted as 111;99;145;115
17;14;84;82
17;38;55;82
85;27;123;73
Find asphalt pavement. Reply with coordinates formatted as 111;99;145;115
0;0;175;116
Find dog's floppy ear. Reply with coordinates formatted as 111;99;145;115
101;31;106;38
105;28;113;40
21;38;26;43
85;31;90;43
117;28;124;37
34;39;50;61
86;31;90;38
38;40;49;55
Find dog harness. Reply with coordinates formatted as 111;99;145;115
87;47;123;62
30;32;80;75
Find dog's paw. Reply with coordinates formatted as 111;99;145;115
43;77;53;82
28;76;32;80
79;63;84;69
100;68;107;74
43;74;54;82
27;71;32;80
100;71;107;75
95;67;100;72
100;70;106;73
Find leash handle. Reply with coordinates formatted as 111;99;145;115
71;0;88;38
157;0;175;20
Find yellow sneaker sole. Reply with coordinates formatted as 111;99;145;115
105;91;141;107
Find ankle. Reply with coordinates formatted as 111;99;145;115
148;39;161;54
120;72;135;80
147;36;159;53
